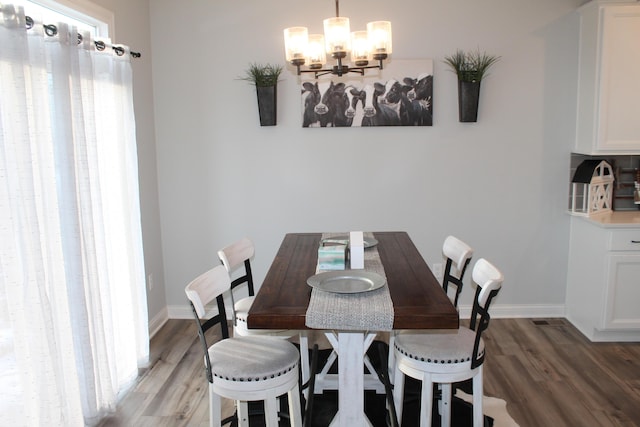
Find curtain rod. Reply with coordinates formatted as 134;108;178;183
24;15;141;58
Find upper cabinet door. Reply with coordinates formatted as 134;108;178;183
575;1;640;155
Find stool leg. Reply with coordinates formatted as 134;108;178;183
392;364;405;424
473;368;484;427
264;396;279;427
440;383;452;427
387;333;395;384
420;374;433;427
209;383;221;427
288;384;303;427
237;401;249;427
299;332;310;399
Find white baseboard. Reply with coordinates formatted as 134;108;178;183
167;304;234;320
167;303;567;321
148;306;169;339
167;304;194;319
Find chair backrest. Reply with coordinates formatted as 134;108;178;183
442;235;474;307
218;237;255;296
185;265;232;382
468;258;504;369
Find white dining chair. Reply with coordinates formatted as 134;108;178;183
217;237;293;338
185;265;304;427
218;238;315;392
388;235;474;380
392;258;504;427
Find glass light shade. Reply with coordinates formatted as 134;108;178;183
323;17;351;55
284;27;309;63
350;31;371;65
367;21;392;56
306;34;326;68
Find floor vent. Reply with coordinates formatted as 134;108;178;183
532;319;566;326
532;320;550;326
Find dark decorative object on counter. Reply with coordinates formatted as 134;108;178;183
241;63;283;126
444;49;500;123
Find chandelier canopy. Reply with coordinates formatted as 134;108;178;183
283;0;392;77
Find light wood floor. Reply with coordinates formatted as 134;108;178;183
98;318;640;427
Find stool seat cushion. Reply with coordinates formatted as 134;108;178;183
208;336;299;382
394;328;484;365
234;296;255;322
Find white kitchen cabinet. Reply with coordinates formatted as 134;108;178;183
566;213;640;341
574;0;640;155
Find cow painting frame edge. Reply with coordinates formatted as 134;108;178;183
299;59;434;128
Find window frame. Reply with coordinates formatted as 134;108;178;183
24;0;114;38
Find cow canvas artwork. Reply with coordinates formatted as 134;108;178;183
300;59;433;127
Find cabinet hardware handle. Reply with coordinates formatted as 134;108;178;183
632;240;640;244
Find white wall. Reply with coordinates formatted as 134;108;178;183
93;0;167;329
149;0;584;316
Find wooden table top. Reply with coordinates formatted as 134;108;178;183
247;232;459;331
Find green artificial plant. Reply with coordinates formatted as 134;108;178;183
240;63;283;87
444;49;500;83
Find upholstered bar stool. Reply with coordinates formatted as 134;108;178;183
218;237;293;338
185;265;303;427
392;258;504;427
388;235;474;379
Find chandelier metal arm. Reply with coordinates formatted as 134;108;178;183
294;58;385;78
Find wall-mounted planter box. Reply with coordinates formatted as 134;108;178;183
256;85;277;126
458;80;481;123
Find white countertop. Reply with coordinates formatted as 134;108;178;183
577;211;640;228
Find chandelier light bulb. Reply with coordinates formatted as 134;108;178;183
367;21;392;58
323;17;351;57
284;27;309;64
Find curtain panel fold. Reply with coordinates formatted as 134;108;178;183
0;4;148;426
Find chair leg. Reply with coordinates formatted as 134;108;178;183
264;397;279;427
288;384;303;427
440;383;452;427
473;368;484;427
209;384;221;427
420;374;433;427
299;332;310;399
387;333;395;384
237;401;249;427
392;364;405;424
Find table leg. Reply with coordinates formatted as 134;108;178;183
316;331;384;395
331;331;373;427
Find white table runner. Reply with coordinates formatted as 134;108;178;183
305;232;394;331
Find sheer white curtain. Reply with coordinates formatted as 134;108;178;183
0;4;148;426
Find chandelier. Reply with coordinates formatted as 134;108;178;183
283;0;392;78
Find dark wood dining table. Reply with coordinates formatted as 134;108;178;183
247;231;459;426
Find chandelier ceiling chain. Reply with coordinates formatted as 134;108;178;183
283;0;392;78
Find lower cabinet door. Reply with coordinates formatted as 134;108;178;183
603;253;640;330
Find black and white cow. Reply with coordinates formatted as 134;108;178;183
355;83;401;126
344;85;364;125
377;79;412;125
374;76;433;126
301;81;351;127
403;73;433;126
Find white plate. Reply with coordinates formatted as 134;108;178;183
321;234;379;248
307;270;386;294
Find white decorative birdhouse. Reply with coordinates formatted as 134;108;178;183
569;160;614;216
